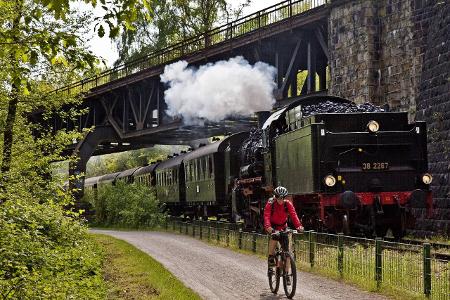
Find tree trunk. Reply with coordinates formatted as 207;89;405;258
1;85;19;176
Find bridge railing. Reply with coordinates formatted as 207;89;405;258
165;218;449;300
53;0;329;97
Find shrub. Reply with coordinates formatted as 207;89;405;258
85;181;166;228
0;198;106;299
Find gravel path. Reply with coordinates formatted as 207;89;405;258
92;230;388;300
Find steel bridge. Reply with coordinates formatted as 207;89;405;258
34;0;332;176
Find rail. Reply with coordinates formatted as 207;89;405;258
165;218;449;300
52;0;329;97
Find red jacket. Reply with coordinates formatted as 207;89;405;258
264;199;302;231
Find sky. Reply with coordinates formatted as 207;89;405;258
87;0;282;67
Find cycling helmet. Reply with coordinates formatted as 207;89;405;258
273;186;288;198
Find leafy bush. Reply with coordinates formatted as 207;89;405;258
0;198;106;299
85;181;166;228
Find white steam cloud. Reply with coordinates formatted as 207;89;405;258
160;56;276;124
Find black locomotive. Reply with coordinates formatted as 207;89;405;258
85;96;432;238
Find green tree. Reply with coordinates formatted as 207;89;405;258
114;0;252;65
0;1;157;297
0;0;153;193
86;145;185;176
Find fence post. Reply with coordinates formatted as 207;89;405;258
200;223;203;239
217;227;221;243
239;229;243;249
252;232;257;253
309;231;315;268
375;238;383;289
226;229;230;247
338;233;344;278
208;224;211;241
289;0;292;17
423;243;431;298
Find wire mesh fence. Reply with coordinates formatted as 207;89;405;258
165;218;449;299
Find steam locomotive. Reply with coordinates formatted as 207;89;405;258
85;96;432;238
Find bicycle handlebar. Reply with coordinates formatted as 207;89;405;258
271;229;297;237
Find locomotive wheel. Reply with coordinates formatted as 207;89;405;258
391;211;406;240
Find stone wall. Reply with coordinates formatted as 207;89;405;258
415;1;450;237
329;0;381;104
329;0;449;236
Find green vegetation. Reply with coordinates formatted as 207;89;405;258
84;181;167;228
86;145;186;177
114;0;252;65
93;234;201;300
0;200;106;299
0;1;158;299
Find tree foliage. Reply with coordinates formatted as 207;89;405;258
84;181;166;228
86;145;184;177
114;0;252;65
0;0;154;298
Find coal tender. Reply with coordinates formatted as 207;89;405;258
235;95;432;238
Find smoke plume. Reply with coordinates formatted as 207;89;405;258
160;56;276;125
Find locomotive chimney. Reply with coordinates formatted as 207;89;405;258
256;111;271;129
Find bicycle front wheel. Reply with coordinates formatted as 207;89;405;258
268;259;280;294
283;252;297;299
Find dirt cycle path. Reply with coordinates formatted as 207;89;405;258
92;230;388;300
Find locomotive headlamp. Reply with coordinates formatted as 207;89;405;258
422;173;433;185
367;120;380;132
324;175;336;187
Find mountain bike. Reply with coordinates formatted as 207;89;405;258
267;229;297;299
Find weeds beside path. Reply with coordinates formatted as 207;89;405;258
92;233;201;300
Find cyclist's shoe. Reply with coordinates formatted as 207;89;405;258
268;255;276;267
286;276;291;286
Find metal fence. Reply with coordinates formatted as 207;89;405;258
52;0;329;97
165;218;449;300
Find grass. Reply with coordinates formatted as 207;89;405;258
92;233;201;300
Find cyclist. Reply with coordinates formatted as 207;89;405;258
264;186;303;283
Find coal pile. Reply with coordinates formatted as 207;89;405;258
240;128;264;165
302;101;384;117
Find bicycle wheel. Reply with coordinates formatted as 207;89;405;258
268;256;280;293
283;252;297;299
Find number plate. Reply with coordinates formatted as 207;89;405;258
362;162;389;170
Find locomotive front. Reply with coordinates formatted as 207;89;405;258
274;97;432;238
236;95;432;238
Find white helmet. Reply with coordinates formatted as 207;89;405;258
273;186;288;198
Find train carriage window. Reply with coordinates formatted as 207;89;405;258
189;163;192;182
202;157;206;180
194;160;198;181
209;156;213;178
199;159;203;180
